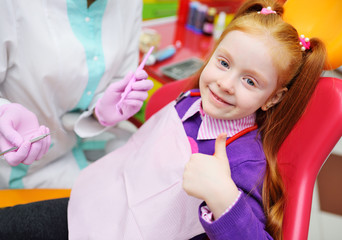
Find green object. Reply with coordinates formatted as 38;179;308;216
9;164;30;189
143;2;178;20
133;101;147;123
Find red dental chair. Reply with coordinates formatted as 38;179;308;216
145;76;342;240
0;76;340;239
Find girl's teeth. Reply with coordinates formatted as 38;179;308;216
214;93;225;103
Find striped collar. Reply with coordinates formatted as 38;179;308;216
181;98;256;140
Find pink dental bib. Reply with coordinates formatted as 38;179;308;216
68;102;204;239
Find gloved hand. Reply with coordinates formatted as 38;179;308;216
95;70;153;126
0;103;51;166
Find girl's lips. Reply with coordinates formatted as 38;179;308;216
209;89;232;105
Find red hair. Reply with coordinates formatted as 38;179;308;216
188;0;327;239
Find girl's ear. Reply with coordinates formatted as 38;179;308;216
261;87;288;111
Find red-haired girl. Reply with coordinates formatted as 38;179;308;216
182;0;326;239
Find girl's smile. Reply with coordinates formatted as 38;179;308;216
208;88;233;106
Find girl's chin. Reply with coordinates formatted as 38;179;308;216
203;107;228;119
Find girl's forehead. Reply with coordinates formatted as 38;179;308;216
217;31;275;64
219;30;275;50
215;30;279;86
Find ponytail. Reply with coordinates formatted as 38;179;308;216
258;37;326;240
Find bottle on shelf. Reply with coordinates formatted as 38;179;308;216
202;7;217;36
214;11;227;40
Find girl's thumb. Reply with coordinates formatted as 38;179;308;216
214;133;228;160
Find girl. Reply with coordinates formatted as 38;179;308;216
181;0;326;238
0;0;327;239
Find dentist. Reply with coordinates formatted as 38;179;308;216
0;0;152;188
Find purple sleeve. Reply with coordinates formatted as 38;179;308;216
198;193;273;240
198;140;274;240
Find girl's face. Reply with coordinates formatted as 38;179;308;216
199;30;281;120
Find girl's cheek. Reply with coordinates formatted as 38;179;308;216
200;68;213;85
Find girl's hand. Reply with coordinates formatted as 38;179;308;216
182;133;240;219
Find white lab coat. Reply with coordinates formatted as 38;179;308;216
0;0;142;188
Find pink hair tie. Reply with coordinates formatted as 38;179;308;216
299;34;311;51
258;6;276;15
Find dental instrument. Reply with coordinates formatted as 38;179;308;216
116;46;154;114
0;133;50;156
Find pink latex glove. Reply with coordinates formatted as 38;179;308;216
0;103;51;166
95;70;153;126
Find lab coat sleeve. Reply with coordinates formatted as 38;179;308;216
73;0;142;138
70;94;111;138
0;0;16;106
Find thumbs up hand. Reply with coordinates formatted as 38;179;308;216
183;133;240;219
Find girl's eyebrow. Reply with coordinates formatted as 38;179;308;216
216;47;233;62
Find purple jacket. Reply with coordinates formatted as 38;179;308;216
175;90;273;240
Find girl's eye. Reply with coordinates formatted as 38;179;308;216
219;59;229;68
246;78;255;86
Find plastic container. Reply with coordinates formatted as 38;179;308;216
214;11;226;40
202;7;217;36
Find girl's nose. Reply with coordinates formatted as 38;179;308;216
217;76;235;95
